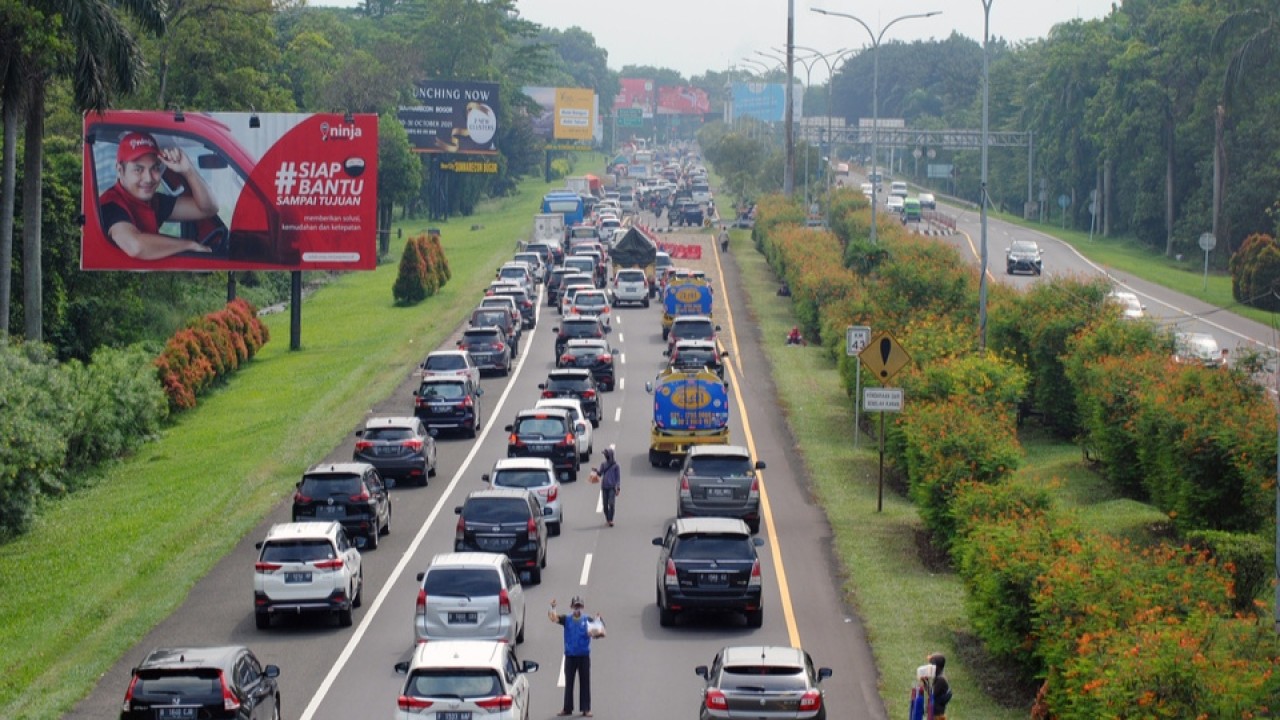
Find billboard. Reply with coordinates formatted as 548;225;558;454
657;86;710;115
730;82;804;122
399;80;500;154
614;78;655;117
82;110;378;272
523;86;598;150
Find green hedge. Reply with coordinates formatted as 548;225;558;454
153;299;269;411
393;232;452;305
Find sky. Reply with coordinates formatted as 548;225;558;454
306;0;1120;82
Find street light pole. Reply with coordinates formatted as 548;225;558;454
812;8;941;244
979;0;993;350
792;45;856;195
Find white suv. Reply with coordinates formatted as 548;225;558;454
612;268;650;307
394;641;539;720
253;521;363;629
414;552;527;645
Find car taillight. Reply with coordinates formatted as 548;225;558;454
527;517;538;542
416;588;427;615
582;389;596;399
398;696;433;710
559;433;575;448
255;561;282;573
541;390;554;398
456;516;465;543
494;343;505;352
799;689;822;712
121;674;139;712
679;475;692;498
546;485;558;502
499;588;511;615
402;438;423;451
509;433;523;447
560;354;573;364
354;440;373;451
314;559;344;570
665;558;678;587
474;695;514;711
220;671;241;711
749;477;760;500
600;306;610;313
293;492;312;503
749;560;762;588
705;689;728;710
570;307;581;315
350;490;370;502
599;354;612;363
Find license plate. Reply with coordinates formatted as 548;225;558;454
285;572;312;583
530;444;551;452
316;505;343;517
437;712;472;720
477;537;513;551
706;487;735;498
376;446;401;456
156;709;197;720
448;611;478;624
699;573;729;586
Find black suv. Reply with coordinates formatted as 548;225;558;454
470;308;520;355
454;489;549;584
546;266;572;307
458;326;513;376
120;646;281;720
506;408;579;482
676;445;766;533
414;376;483;438
353;416;438;486
652;518;765;628
558;338;616;391
539;368;602;427
292;463;392;550
554;316;606;357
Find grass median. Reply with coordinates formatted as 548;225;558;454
0;168;589;719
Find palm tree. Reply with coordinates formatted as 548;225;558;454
1211;3;1280;248
0;0;164;342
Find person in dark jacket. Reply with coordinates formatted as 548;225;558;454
596;445;621;526
928;652;952;719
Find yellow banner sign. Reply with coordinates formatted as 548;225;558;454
440;161;498;173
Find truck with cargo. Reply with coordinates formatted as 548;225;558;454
610;227;659;298
644;368;730;467
533;213;566;245
564;176;591;197
541;191;585;227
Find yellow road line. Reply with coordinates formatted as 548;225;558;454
958;228;996;283
715;235;802;649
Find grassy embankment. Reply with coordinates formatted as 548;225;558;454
0;165;595;719
729;227;1168;717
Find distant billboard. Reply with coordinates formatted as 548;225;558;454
523;86;597;150
82;110;378;272
657;86;710;115
730;82;804;122
399;80;500;154
614;78;655;117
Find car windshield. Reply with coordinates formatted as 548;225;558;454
675;322;714;339
363;427;415;442
721;666;808;691
618;271;645;282
499;268;526;281
480;298;513;311
472;312;508;327
492;469;552;490
420;382;465;399
422;568;500;596
405;669;502;700
563;321;601;337
515;417;567;437
299;474;362;496
132;670;221;698
688;456;751;476
575;294;606;307
674;349;716;367
672;535;755;560
546;376;588;392
261;539;336;563
464;498;530;523
425;355;466;371
1011;241;1038;254
567;346;602;358
463;330;502;343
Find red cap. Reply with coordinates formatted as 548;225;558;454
116;132;160;165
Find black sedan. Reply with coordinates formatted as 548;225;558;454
557;338;616;391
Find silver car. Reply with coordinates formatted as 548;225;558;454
414;552;527;645
484;457;563;536
695;645;833;720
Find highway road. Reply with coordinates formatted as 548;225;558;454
71;220;888;719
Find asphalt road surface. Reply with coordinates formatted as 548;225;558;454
71;220;888;719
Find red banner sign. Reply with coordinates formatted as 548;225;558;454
657;86;710;115
82;110;378;271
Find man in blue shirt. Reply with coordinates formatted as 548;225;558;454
549;595;604;716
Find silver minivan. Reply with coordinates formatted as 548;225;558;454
414;552;527;645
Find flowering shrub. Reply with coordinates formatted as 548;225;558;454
393;233;452;305
154;299;269;412
1228;233;1280;311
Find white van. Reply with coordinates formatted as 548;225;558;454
890;181;909;198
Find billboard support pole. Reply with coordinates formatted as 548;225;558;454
227;273;236;303
289;270;301;351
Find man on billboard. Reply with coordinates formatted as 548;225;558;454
98;131;221;260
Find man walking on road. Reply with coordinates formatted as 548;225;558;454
549;596;604;716
596;446;621;526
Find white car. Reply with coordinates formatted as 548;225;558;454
253;521;363;629
612;268;651;307
886;195;905;213
513;252;545;283
421;350;480;388
536;397;593;462
890;180;909;198
496;262;534;295
394;641;538;720
485;457;563;535
1106;290;1146;320
560;283;594;316
860;182;874;198
568;288;612;326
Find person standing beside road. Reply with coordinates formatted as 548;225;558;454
549;596;605;717
595;446;621;526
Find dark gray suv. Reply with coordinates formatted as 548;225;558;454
676;445;766;533
454;489;549;584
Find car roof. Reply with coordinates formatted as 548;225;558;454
466;487;535;502
420;375;468;385
492;457;556;472
427;350;471;360
687;445;751;458
672;315;714;324
536;398;585;416
263;521;343;542
304;462;372;476
672;517;752;536
719;645;807;668
427;552;511;570
409;640;510;671
674;339;717;350
137;646;246;672
362;416;421;429
515;407;571;420
566;338;607;348
548;368;592;379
